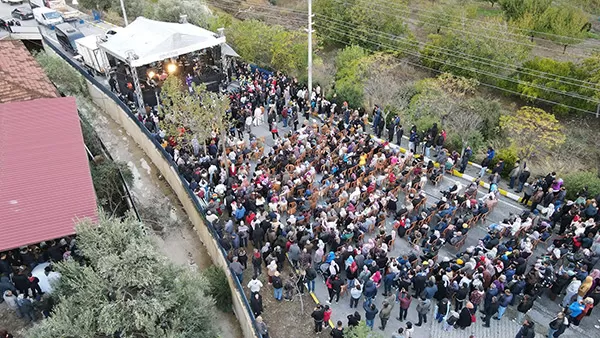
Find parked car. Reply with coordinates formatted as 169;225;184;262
32;6;62;26
1;0;25;5
11;6;33;20
0;16;21;32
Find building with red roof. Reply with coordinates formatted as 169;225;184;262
0;40;59;104
0;97;98;252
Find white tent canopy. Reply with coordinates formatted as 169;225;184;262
99;17;226;67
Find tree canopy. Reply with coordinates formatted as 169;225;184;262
27;216;219;338
499;106;565;161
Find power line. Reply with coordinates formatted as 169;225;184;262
380;0;594;43
207;0;600;112
210;0;600;94
315;22;599;115
319;30;600;116
325;0;593;59
315;13;600;93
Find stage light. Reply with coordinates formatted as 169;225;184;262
147;70;156;78
167;63;178;73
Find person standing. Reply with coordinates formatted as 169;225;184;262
396;124;404;146
16;294;35;322
414;296;431;327
230;256;245;283
379;294;396;330
252;249;263;277
515;294;534;323
481;296;499;328
284;273;295;301
509;161;523;189
494;289;513;321
515;320;535;338
256;316;269;338
247;275;263;295
435;297;450;323
250;292;263;317
330;321;344;338
350;283;362;308
272;271;283;301
363;302;379;329
456;302;474;329
459;146;472;173
548;312;568;338
311;304;326;334
397;288;412;322
306;263;317;293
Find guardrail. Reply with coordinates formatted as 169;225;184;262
41;35;261;338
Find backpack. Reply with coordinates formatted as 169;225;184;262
272;277;283;289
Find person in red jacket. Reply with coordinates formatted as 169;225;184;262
323;305;332;324
397;288;412;321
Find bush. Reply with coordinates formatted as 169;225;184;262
202;266;233;313
563;171;600;200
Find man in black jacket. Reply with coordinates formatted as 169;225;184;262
330;321;344;338
347;311;361;327
311;304;325;333
481;296;499;328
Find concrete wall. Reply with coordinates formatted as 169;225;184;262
86;82;256;338
42;39;257;338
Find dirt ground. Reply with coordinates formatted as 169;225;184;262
0;303;31;338
242;264;317;338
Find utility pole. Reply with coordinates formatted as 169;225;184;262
119;0;129;26
307;0;313;97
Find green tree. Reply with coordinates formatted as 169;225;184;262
563;171;600;200
91;159;133;217
499;106;565;161
515;57;595;114
421;18;531;84
151;0;212;28
78;0;112;11
34;51;88;97
333;45;369;108
159;76;230;159
535;5;590;52
27;216;218;338
346;321;383;338
499;0;551;21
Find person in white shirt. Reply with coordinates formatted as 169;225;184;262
206;211;219;225
247;275;263;294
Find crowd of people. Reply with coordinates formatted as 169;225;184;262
0;239;69;330
131;60;600;338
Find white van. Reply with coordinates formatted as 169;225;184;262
33;7;63;26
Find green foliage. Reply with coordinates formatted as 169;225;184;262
151;0;211;28
26;216;219;338
490;146;519;178
315;0;415;51
159;76;230;149
534;6;590;46
80;117;104;157
201;266;233;313
499;106;565;161
515;57;595;114
91;160;133;216
563;171;600;200
79;0;112;11
34;51;88;97
225;20;308;77
421;18;531;84
346;321;383;338
333;46;369;108
500;0;551;21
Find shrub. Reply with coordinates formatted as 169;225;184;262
202;266;233;313
563;171;600;200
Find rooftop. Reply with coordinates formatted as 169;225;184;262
0;97;98;252
0;40;59;104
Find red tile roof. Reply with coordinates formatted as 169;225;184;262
0;97;97;251
0;40;59;104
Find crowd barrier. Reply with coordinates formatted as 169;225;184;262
42;37;261;338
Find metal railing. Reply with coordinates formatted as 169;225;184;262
42;36;262;338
